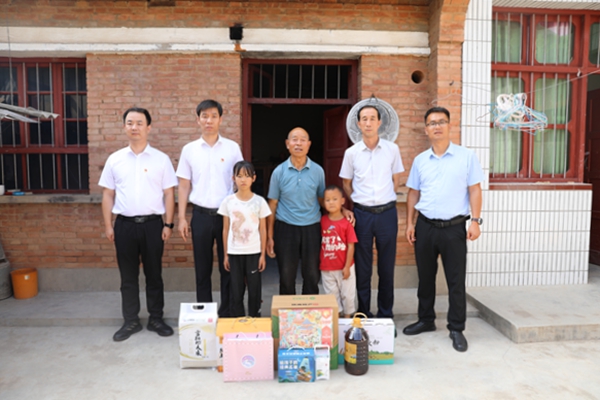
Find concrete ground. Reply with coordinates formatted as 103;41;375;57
1;265;600;399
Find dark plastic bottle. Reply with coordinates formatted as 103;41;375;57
344;315;369;375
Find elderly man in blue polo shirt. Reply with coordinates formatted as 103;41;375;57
267;127;326;295
403;106;483;352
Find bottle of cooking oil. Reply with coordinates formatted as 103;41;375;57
344;314;369;375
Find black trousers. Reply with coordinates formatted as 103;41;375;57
354;206;398;318
274;220;321;295
228;253;262;317
414;215;467;331
114;217;165;322
191;208;231;317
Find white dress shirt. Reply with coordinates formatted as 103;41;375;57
176;135;244;209
98;144;178;216
339;139;404;206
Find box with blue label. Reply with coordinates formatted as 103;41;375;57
338;318;395;365
278;348;316;383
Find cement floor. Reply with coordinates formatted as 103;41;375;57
1;266;599;399
1;320;599;400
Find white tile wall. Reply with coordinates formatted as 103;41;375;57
461;0;592;286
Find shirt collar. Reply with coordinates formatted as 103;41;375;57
427;141;455;159
127;143;152;156
199;135;222;147
285;156;312;171
359;139;382;152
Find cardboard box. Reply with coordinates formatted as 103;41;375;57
216;317;272;370
223;332;274;382
315;345;330;380
338;318;395;365
178;303;219;368
278;348;316;383
271;295;339;369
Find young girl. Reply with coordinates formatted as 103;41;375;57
218;161;271;317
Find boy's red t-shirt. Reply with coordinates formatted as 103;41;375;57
319;214;358;271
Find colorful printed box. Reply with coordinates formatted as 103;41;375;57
278;308;333;349
271;295;339;369
338;318;395;365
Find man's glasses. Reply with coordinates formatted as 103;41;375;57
426;120;449;128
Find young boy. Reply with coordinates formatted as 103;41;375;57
320;185;358;318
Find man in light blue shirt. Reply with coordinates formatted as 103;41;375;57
403;106;483;352
267;127;326;295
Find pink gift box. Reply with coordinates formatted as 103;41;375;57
222;332;274;382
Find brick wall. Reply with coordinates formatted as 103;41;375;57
0;0;469;283
428;0;469;142
87;53;242;193
360;54;431;266
2;0;429;31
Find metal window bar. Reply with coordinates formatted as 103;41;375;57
567;15;573;65
259;64;263;99
494;12;499;62
555;15;560;65
537;73;547;178
63;64;69;188
337;65;341;99
272;64;276;98
550;73;558;177
311;65;315;99
528;71;534;178
506;13;511;62
563;73;570;178
285;65;289;99
519;14;523;63
531;14;536;66
543;14;548;65
597;22;600;67
324;66;328;99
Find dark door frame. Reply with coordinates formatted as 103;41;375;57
241;58;358;161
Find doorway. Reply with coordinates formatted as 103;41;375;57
585;75;600;264
242;59;358;197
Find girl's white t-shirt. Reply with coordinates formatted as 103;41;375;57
217;193;272;254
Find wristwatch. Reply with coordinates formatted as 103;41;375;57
471;217;483;225
164;222;174;229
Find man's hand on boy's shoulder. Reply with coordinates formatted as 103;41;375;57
342;207;355;226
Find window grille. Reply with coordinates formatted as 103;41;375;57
0;60;88;192
490;10;600;181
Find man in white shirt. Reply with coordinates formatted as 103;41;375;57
99;107;178;342
176;99;243;317
340;104;404;318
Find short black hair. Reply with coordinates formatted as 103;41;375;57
424;107;450;123
123;107;151;125
324;184;344;196
357;105;381;121
196;99;223;117
233;160;255;177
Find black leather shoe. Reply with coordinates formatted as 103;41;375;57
402;320;436;336
147;318;174;337
449;330;468;352
113;320;142;342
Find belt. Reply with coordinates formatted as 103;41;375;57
354;201;396;214
117;214;162;224
419;214;470;228
193;204;219;216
